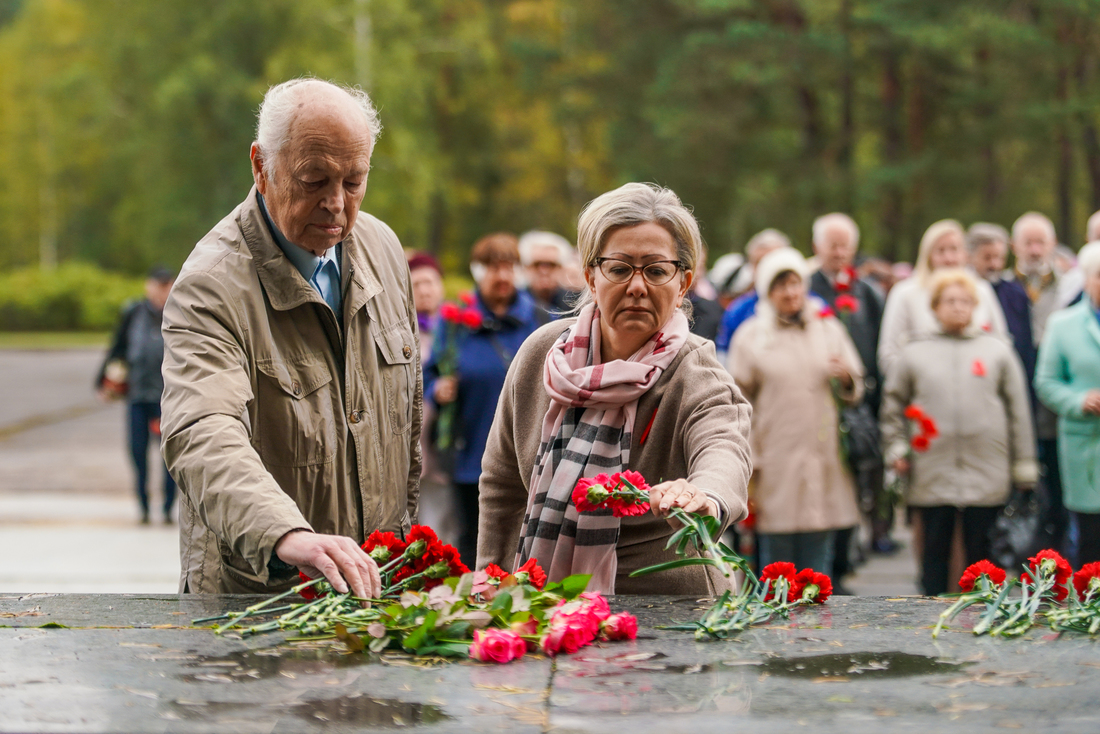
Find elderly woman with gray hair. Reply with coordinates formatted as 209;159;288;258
1035;241;1100;565
728;248;865;574
477;183;753;595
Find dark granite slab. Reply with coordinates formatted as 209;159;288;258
1;593;1098;732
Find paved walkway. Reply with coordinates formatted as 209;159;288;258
0;346;920;596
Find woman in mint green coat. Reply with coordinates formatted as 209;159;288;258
1035;241;1100;564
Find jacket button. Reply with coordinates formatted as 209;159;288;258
291;381;302;397
349;411;361;424
402;345;412;359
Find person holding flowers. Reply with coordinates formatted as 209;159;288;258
881;268;1036;595
424;233;545;566
728;247;865;576
477;182;752;595
1035;241;1100;566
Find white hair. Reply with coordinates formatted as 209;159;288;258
745;228;791;256
255;78;382;174
518;230;574;267
812;213;860;250
1011;211;1056;243
1079;241;1100;278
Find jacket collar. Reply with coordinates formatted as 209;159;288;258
238;186;382;315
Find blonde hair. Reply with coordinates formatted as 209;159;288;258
928;268;979;310
574;182;700;313
914;219;966;286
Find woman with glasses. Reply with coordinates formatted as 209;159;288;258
477;183;753;595
727;248;865;576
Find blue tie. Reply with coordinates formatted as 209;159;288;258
310;257;341;318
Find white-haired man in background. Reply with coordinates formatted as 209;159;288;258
161;79;422;597
518;230;579;315
1003;211;1084;554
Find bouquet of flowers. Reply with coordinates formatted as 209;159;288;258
881;404;939;517
932;550;1100;638
434;292;483;453
194;524;639;664
570;471;832;640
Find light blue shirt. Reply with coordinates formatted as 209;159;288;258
258;193;342;318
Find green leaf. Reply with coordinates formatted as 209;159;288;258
37;622;68;629
417;641;470;657
368;634;392;653
629;557;719;577
490;592;513;614
401;610;438;652
559;574;592;598
334;623;365;652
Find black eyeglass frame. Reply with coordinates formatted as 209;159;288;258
593;257;686;286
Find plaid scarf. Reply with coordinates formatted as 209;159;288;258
515;304;689;593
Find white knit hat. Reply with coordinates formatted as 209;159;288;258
754;247;809;296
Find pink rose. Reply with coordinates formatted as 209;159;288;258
578;592;611;621
468;629;526;664
600;613;638;641
539;618;597;656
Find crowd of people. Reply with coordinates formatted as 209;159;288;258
406;204;1100;596
98;79;1100;600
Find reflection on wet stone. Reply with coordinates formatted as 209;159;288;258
759;651;969;679
167;695;449;726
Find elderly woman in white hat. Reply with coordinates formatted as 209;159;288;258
728;248;865;574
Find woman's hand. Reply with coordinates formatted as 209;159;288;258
649;479;718;526
828;356;853;388
433;376;458;405
1082;390;1100;416
893;457;910;476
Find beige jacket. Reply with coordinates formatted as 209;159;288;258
478;320;753;596
728;310;864;534
881;329;1037;508
162;188;422;594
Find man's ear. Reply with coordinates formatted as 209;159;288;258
250;143;268;196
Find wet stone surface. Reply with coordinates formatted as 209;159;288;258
2;593;1099;732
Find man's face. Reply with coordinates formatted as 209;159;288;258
971;240;1007;280
410;267;444;315
749;242;783;268
813;223;856;275
526;244;563;298
145;279;174;311
251;101;372;256
1013;220;1055;273
478;260;518;304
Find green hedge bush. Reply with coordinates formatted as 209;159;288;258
0;264;145;331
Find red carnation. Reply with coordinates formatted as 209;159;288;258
484;563;510;582
835;295;860;314
959;560;1006;592
362;530;406;563
514;557;547;589
971;359;986;377
439;302;461;323
460;308;483;329
572;477;612;513
1021;549;1073;601
760;562;799;602
835;267;856;293
911;434;931;452
904;404;925;421
919;416;939;439
459;291;476;307
298;571;324;600
794;568;832;603
818;305;836;319
1073;562;1100;601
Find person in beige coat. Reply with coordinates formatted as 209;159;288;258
881;269;1036;596
161;80;422;596
728;247;864;575
478;183;752;596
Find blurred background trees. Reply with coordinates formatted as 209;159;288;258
2;0;1100;280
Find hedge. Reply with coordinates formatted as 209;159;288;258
0;264;145;331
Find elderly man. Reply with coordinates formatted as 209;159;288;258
1004;212;1084;553
161;79;421;597
967;223;1035;388
518;230;577;315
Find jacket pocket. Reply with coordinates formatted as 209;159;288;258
255;353;337;467
374;323;416;434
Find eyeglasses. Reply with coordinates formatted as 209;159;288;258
594;258;684;286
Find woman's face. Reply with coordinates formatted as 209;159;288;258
767;271;805;317
928;231;967;270
933;283;976;333
586;222;691;343
410;267;444;315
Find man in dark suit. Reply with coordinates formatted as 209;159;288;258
809;214;888;589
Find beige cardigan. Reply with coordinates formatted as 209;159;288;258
728;310;864;534
477;320;753;595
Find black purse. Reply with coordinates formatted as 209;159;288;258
989;486;1054;570
840;402;882;473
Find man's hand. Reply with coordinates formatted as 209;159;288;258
1082;390;1100;416
828;356;853;388
274;530;381;599
433;376;458;405
893;457;910;476
649;479;718;527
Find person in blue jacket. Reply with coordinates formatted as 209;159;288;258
425;233;546;565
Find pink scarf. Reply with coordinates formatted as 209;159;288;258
515;303;689;593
